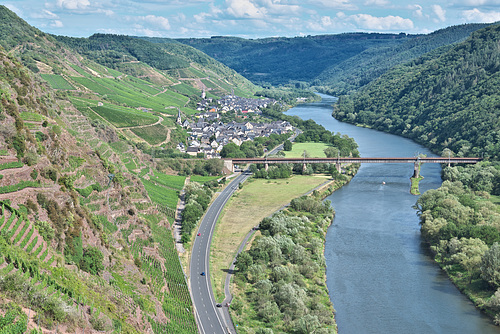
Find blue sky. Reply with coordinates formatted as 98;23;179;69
4;0;500;39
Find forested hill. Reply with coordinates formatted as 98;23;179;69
167;24;489;93
56;33;256;94
332;23;500;160
173;33;413;86
315;23;490;95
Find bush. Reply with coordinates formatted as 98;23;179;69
80;246;104;275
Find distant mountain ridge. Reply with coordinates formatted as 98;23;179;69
333;23;500;159
149;24;495;94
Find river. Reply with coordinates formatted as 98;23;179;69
286;94;500;334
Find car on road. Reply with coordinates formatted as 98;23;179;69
216;303;222;307
201;272;205;276
197;232;201;236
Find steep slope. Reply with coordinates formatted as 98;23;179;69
0;6;201;333
174;33;413;86
315;23;491;95
56;33;257;98
332;23;500;159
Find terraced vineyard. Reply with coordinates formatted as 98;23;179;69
40;74;75;90
90;104;158;128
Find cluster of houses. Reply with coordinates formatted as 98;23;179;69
177;114;294;158
196;95;275;114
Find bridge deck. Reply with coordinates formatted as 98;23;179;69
229;157;482;164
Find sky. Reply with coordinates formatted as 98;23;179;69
4;0;500;39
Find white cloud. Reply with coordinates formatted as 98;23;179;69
225;0;266;19
56;0;90;10
140;15;171;30
456;0;500;5
310;0;357;10
431;4;446;22
31;9;59;19
409;4;424;18
50;20;64;28
461;8;500;22
349;14;414;30
364;0;390;6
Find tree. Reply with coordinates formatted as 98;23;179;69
80;246;104;275
283;140;292;151
324;146;339;158
235;251;253;273
481;242;500;288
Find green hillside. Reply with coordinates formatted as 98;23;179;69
333;24;500;160
0;5;236;333
172;25;489;93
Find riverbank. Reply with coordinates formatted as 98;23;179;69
226;172;353;333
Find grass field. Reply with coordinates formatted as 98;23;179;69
210;174;332;301
40;74;75;90
284;142;330;158
130;123;167;145
90;105;159;128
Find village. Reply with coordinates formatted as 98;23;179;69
176;94;293;158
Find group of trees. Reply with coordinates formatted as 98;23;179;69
415;163;500;320
180;181;219;243
333;24;500;160
232;196;336;333
220;133;291;159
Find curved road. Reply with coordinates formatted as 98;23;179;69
189;171;251;334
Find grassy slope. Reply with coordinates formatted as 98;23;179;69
210;175;331;301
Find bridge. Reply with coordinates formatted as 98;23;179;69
223;157;482;178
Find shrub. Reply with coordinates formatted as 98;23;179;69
80;246;104;275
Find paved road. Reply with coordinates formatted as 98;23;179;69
189;171;251;334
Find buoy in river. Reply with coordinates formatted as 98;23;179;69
382;181;386;185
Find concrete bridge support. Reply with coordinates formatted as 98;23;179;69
265;163;269;171
303;163;307;173
223;159;234;173
413;162;420;178
336;163;342;174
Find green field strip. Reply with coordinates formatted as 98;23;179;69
69;64;94;78
18;225;34;249
26;236;39;253
171;82;201;96
20;111;44;122
141;178;179;209
71;76;116;95
189;175;220;183
40;74;75;90
152;172;186;190
12;220;29;244
33;243;44;256
2;213;17;233
90;104;158;128
39;247;49;261
0;181;41;194
130;123;167;145
0;161;24;171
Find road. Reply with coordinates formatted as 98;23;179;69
189;171;252;334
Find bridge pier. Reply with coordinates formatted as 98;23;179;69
223;159;234;173
336;163;341;174
413;162;420;178
265;163;269;171
303;163;307;173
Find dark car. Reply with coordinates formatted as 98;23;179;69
216;303;222;307
201;272;205;276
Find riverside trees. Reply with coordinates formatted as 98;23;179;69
415;163;500;320
231;196;336;333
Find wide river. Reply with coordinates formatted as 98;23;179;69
286;94;500;334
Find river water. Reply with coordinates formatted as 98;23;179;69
286;94;500;334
